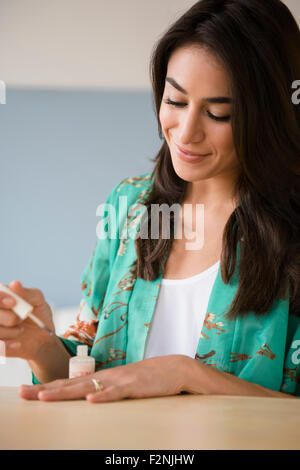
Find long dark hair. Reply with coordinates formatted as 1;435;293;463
131;0;300;319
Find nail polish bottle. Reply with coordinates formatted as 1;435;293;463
69;345;95;379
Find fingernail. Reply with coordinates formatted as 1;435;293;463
2;298;14;307
9;341;21;349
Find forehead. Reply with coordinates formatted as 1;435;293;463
166;45;231;97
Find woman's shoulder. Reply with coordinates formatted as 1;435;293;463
109;172;154;206
116;172;153;194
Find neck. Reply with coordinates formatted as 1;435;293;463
183;171;239;211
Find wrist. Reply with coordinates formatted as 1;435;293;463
181;356;206;394
31;333;61;364
27;334;71;383
177;355;202;394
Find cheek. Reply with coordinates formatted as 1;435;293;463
159;106;175;131
213;126;238;166
210;124;234;153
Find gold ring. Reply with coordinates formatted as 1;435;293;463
91;378;105;392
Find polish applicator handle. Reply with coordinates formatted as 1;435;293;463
0;283;54;335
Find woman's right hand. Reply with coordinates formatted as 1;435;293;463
0;280;56;361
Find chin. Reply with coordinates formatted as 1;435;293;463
171;157;210;183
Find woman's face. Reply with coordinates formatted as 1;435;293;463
159;44;240;186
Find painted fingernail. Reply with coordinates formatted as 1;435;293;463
9;341;21;349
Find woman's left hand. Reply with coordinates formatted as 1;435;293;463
18;355;191;403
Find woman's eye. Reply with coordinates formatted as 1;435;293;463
164;98;186;108
164;98;185;108
163;98;231;122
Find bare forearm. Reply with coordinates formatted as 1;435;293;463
27;335;71;384
183;357;298;399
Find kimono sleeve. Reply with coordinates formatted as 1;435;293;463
280;313;300;397
31;180;121;385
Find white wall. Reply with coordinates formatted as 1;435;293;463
0;0;196;89
1;0;298;90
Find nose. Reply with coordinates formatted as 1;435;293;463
178;108;205;144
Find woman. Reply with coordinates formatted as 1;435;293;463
1;0;299;401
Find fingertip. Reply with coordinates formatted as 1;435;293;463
8;280;24;297
9;282;27;306
38;391;47;400
7;341;21;350
18;385;32;399
18;390;27;400
86;393;97;402
18;384;42;400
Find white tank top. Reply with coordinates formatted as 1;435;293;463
143;260;220;360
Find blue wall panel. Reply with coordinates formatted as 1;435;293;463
0;88;160;307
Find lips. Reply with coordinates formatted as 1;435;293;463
174;144;211;164
175;143;210;157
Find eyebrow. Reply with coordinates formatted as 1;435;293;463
165;77;232;104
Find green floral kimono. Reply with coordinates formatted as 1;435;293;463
32;172;300;397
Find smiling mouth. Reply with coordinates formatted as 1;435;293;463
174;143;211;163
175;143;210;157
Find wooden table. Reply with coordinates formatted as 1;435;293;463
1;387;299;450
